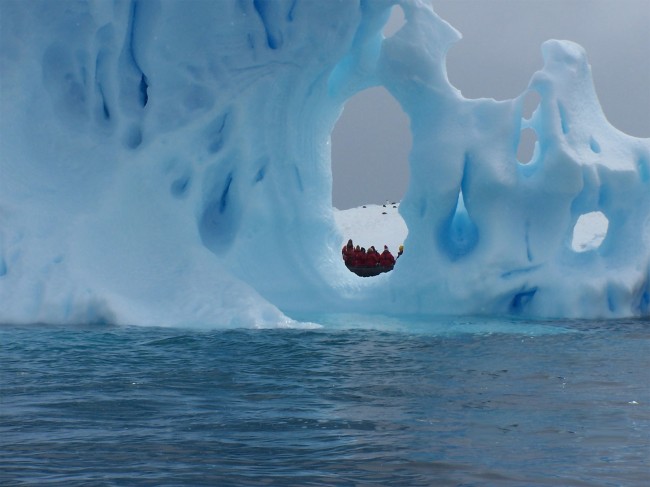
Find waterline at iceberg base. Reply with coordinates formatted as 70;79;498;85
1;0;648;327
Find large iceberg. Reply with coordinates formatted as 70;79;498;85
1;0;648;326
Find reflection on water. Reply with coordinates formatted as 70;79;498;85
1;316;649;486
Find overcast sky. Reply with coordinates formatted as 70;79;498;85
331;0;650;209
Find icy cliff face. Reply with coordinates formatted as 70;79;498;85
1;0;648;326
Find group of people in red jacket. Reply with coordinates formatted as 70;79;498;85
341;239;402;276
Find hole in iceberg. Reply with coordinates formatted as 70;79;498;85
510;287;537;314
572;211;609;252
522;90;540;120
331;86;410;210
589;136;601;154
383;5;405;38
331;86;410;275
517;127;537;164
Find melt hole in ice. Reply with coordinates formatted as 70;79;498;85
589;136;601;154
383;5;406;39
572;211;609;252
522;90;541;120
517;127;538;164
331;86;411;211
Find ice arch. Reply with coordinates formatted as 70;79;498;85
0;0;648;327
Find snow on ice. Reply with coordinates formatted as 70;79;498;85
1;0;648;327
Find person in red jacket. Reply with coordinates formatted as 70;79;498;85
352;246;364;267
379;245;396;268
365;246;380;267
342;239;354;266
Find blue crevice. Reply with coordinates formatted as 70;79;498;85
220;173;234;213
294;165;303;192
95;45;113;127
557;101;569;134
254;165;267;183
598;184;610;208
253;0;283;49
607;287;617;313
287;0;298;21
199;170;240;254
207;112;229;154
438;156;479;261
501;264;541;279
101;92;110;120
171;174;191;198
95;50;111;122
127;0;148;108
95;82;111;122
638;154;649;183
589;136;601;154
139;74;149;108
510;287;537;314
438;194;479;261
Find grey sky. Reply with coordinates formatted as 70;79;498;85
331;0;650;209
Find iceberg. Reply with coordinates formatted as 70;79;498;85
1;0;648;326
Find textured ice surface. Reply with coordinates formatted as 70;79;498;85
1;0;648;326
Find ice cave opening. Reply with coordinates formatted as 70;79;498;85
572;211;609;253
517;90;541;165
331;86;411;210
383;4;406;39
516;127;538;165
330;86;410;277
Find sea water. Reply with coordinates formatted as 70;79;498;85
1;316;648;486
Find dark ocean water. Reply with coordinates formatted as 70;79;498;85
1;316;649;486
